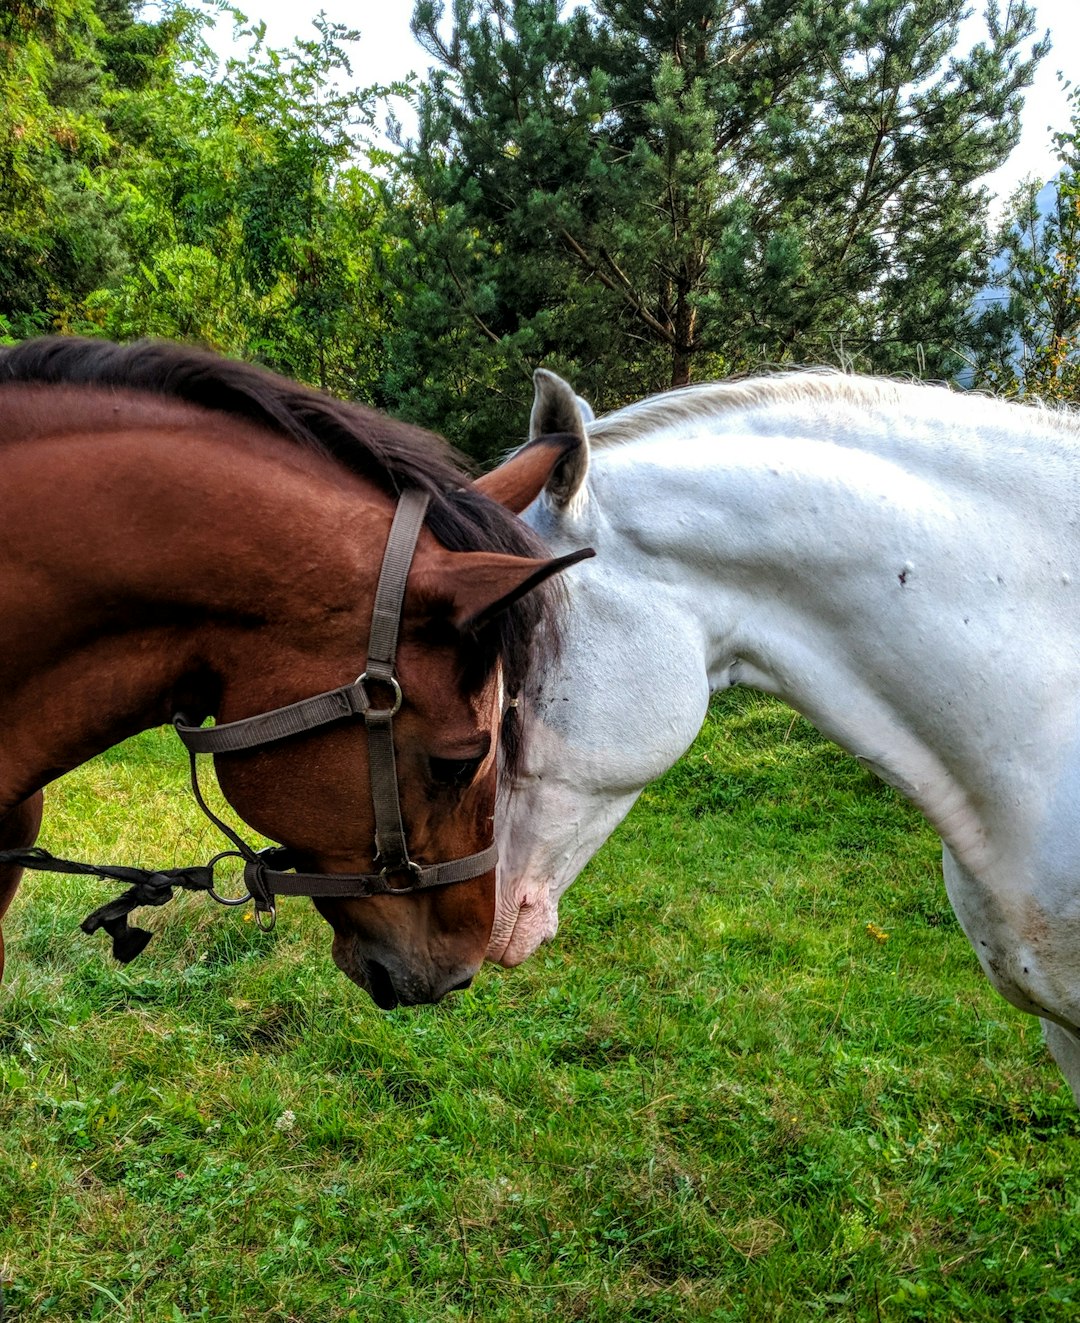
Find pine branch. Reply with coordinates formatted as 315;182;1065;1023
559;229;676;345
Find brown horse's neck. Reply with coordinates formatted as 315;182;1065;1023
0;385;385;813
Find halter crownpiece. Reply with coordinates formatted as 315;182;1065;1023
0;488;499;962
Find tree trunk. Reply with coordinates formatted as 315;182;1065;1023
671;286;696;387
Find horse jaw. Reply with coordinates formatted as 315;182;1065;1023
487;721;649;967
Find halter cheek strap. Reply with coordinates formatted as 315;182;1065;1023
0;488;500;962
361;482;429;871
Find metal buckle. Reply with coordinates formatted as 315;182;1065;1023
255;902;277;932
358;671;402;718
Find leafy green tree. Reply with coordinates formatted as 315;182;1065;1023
967;82;1080;404
88;12;397;399
0;0;176;340
388;0;1046;455
0;0;152;337
0;3;399;403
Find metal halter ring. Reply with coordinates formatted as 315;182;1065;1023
205;851;254;907
359;672;402;718
379;859;423;891
255;903;277;933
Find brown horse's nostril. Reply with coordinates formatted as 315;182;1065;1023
366;959;400;1011
365;960;476;1009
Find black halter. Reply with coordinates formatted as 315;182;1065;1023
0;489;498;963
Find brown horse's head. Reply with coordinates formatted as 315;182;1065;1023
0;336;586;1006
210;439;586;1008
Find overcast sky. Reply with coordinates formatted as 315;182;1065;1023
197;0;1077;211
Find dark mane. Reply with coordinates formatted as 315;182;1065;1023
0;336;556;771
0;335;472;493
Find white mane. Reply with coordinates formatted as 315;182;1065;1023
587;370;1080;452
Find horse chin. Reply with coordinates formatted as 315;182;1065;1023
329;931;390;1005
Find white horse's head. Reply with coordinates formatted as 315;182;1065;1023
477;370;710;965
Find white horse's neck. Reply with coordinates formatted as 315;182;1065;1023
585;382;1079;861
505;376;1080;932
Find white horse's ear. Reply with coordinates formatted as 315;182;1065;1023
529;368;590;509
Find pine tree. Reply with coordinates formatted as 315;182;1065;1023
389;0;1046;456
968;81;1080;404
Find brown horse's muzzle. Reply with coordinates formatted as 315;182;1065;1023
329;936;476;1005
316;865;496;1007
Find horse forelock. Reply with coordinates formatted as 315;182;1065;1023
587;369;1080;451
0;337;560;764
428;484;564;780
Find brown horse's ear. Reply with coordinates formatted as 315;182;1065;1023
476;369;591;513
414;547;594;632
476;435;580;514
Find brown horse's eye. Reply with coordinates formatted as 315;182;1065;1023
429;755;484;788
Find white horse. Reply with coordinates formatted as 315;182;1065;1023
477;367;1080;1105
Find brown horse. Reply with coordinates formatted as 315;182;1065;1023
0;337;585;1008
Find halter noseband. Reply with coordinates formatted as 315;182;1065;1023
0;488;499;962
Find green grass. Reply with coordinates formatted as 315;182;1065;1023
1;692;1078;1321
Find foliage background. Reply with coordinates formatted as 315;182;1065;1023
968;81;1080;403
1;0;1076;462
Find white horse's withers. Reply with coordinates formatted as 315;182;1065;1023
478;367;1080;1103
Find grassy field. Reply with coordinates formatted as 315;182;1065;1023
1;690;1078;1322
